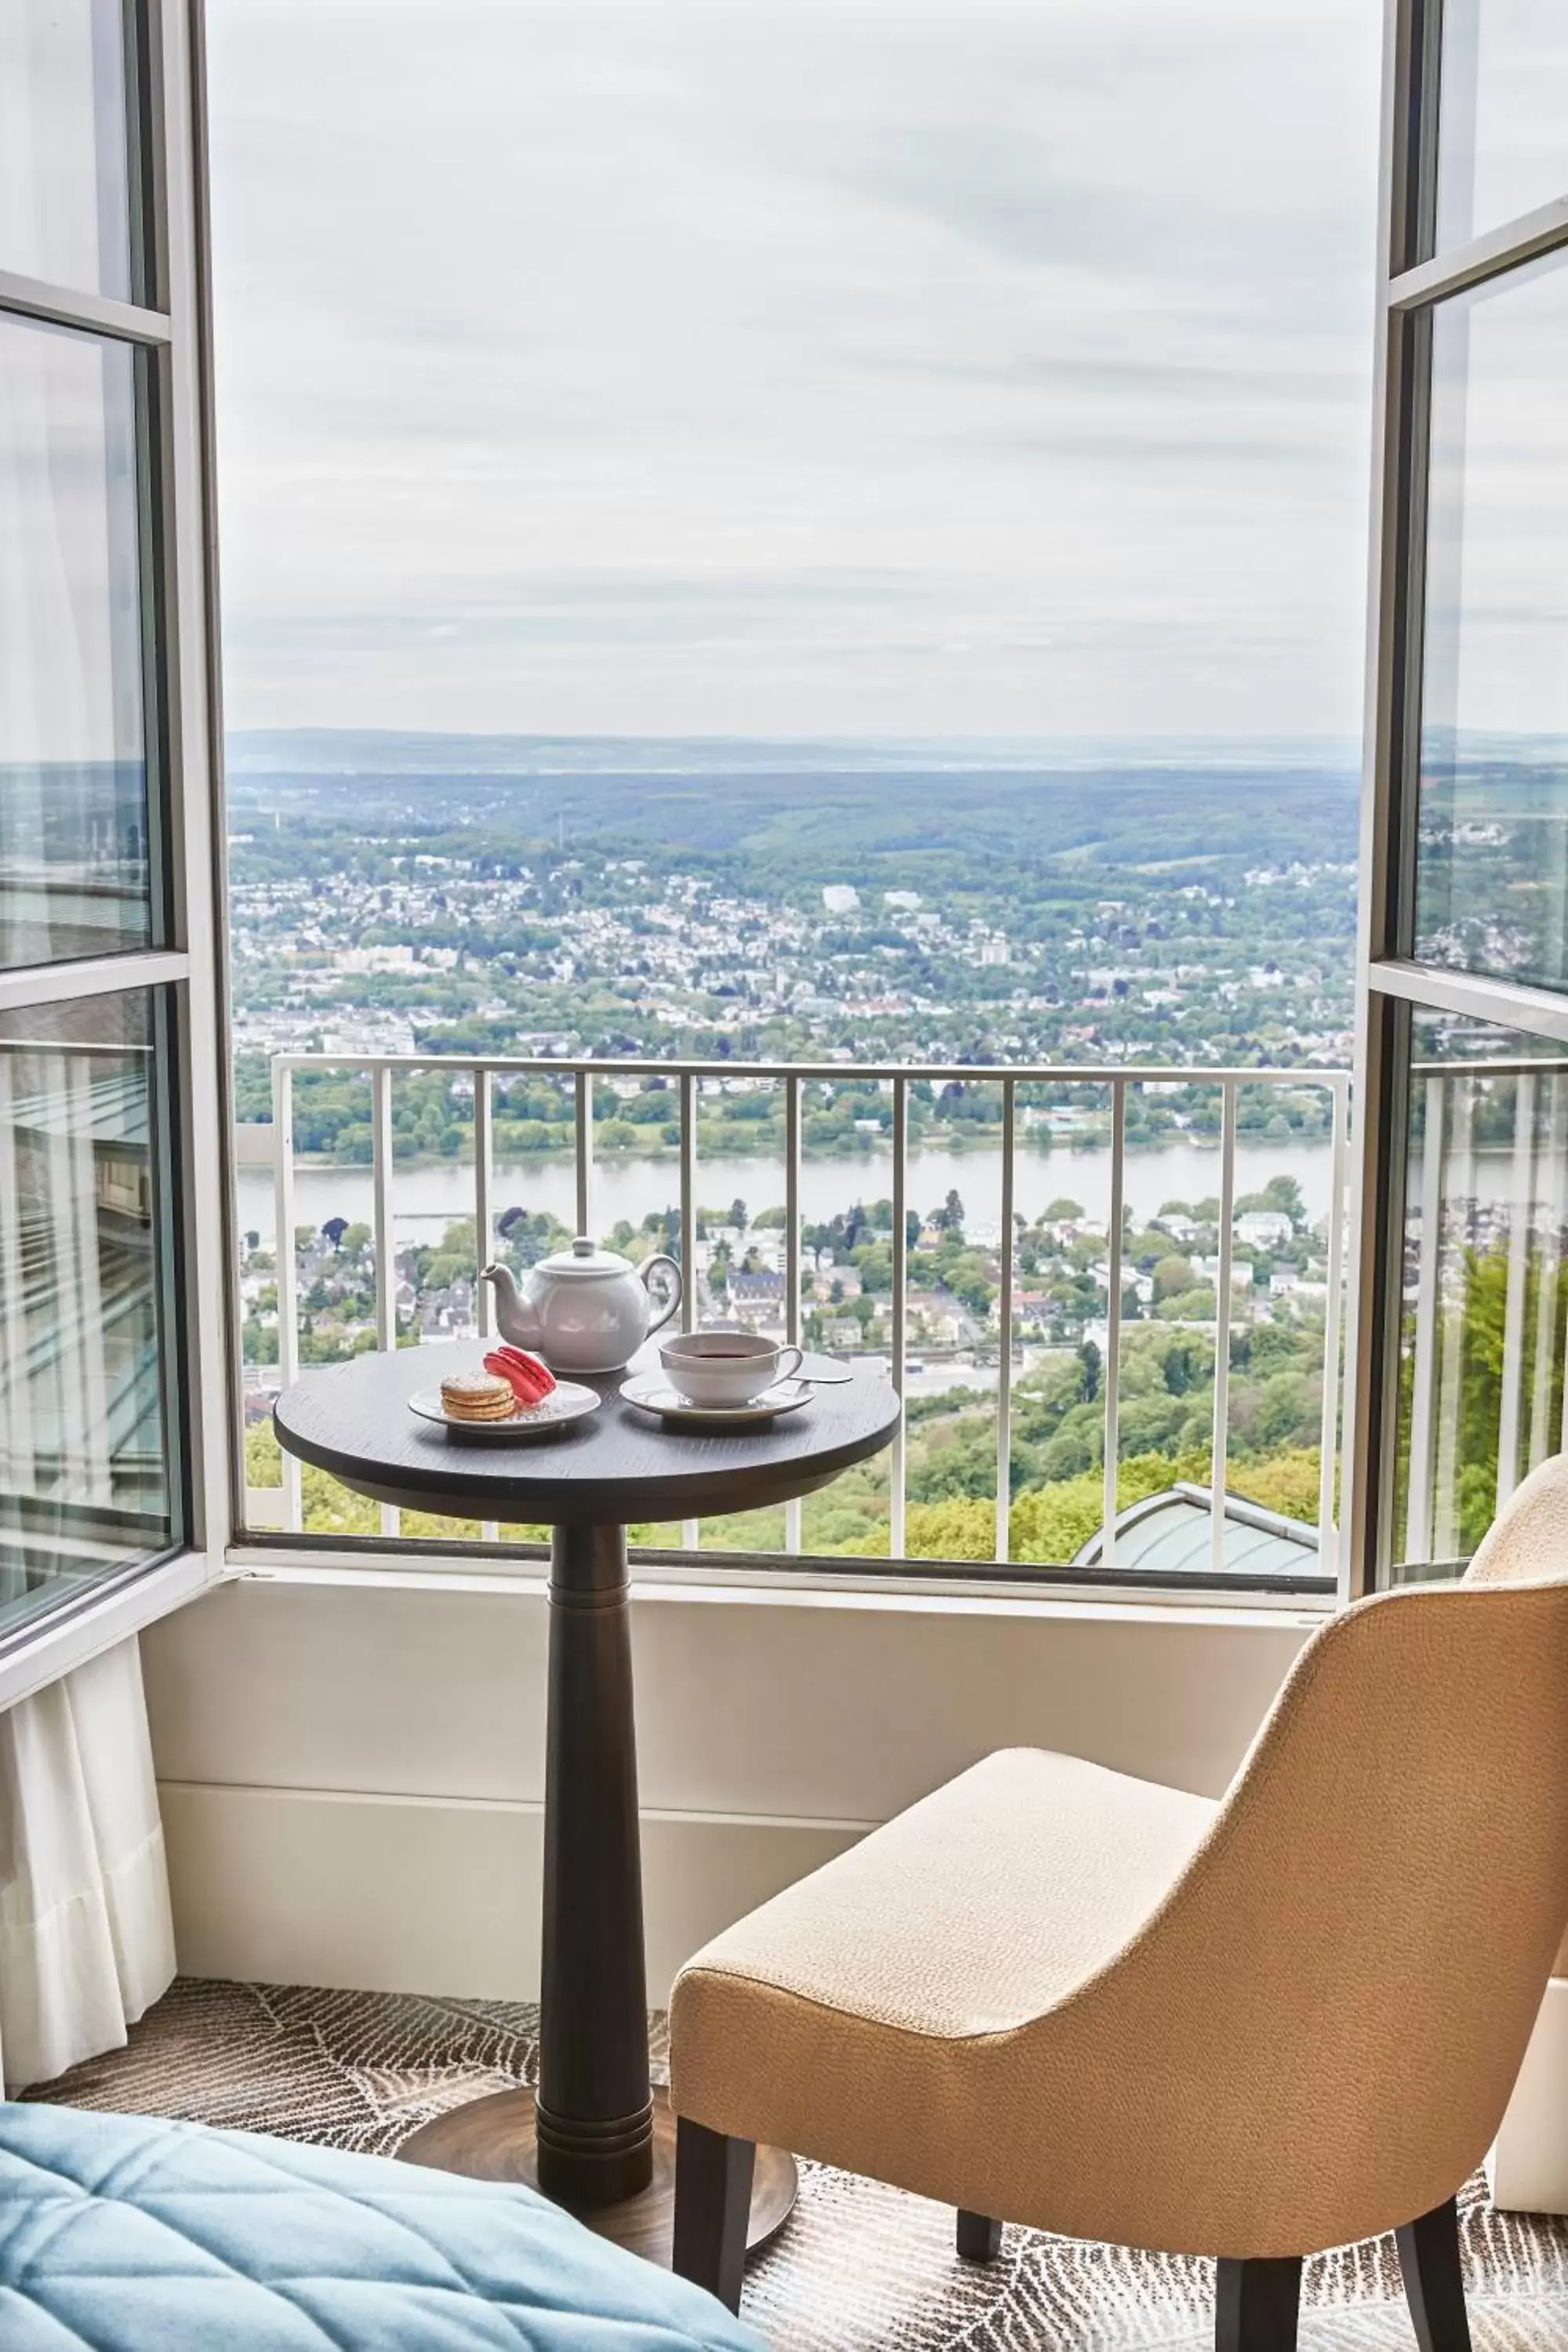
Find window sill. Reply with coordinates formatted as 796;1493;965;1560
0;1547;220;1712
224;1542;1333;1628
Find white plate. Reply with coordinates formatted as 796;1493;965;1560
408;1381;601;1439
619;1374;812;1426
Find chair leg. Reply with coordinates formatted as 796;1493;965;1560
956;2209;1003;2261
1214;2254;1302;2352
1396;2198;1472;2352
673;2116;756;2314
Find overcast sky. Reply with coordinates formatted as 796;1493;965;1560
208;0;1384;742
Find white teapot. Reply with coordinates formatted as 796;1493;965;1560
481;1237;682;1375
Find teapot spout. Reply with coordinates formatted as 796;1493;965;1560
481;1261;541;1349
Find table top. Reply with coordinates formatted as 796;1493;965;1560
273;1342;902;1527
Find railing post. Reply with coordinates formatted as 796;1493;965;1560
1210;1079;1237;1581
890;1073;908;1561
372;1067;395;1352
1497;1069;1537;1514
1316;1076;1350;1581
372;1065;399;1538
474;1067;498;1542
681;1073;698;1551
64;1059;110;1505
1432;1078;1475;1563
995;1078;1015;1566
1101;1080;1126;1567
574;1069;594;1240
474;1068;494;1336
271;1059;301;1532
1404;1072;1445;1564
1535;1073;1568;1472
0;1060;36;1499
679;1075;697;1333
785;1074;803;1556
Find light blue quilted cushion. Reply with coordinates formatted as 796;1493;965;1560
0;2103;767;2350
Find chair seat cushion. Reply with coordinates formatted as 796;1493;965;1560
676;1746;1217;2042
0;2102;764;2351
669;1747;1217;2223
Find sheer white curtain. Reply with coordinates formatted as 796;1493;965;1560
0;1635;175;2092
0;1019;176;2091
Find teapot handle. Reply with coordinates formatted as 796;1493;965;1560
640;1252;683;1335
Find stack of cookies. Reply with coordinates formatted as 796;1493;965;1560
439;1370;520;1424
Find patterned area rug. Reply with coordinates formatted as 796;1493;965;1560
29;1978;1568;2350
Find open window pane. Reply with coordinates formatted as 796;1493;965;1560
0;0;134;302
0;989;177;1641
212;1;1373;1582
0;314;152;970
1435;0;1568;254
1392;1010;1566;1581
1411;252;1568;993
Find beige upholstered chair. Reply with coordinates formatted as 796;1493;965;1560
669;1455;1568;2347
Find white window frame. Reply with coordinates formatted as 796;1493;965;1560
1345;0;1568;1593
0;0;233;1708
195;1;1361;1617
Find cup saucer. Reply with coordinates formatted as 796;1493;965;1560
619;1373;812;1426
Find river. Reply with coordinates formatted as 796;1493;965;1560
235;1132;1342;1253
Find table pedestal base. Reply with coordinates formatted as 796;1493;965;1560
397;2085;798;2265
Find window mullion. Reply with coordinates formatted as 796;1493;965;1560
152;0;236;1566
0;953;191;1018
1369;960;1568;1047
1390;196;1568;313
0;268;170;347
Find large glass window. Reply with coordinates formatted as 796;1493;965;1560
0;0;134;301
1412;253;1568;992
0;312;151;969
0;990;177;1638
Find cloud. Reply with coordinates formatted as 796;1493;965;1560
207;0;1383;738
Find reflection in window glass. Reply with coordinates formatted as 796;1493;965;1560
1412;254;1568;992
0;0;133;301
0;991;174;1639
1394;1012;1567;1581
1436;0;1568;254
0;314;151;970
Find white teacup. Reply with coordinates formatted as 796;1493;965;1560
659;1330;804;1408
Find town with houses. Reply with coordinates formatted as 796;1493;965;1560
227;845;1356;1076
230;742;1363;1563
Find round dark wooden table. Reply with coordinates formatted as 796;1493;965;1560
273;1341;900;2267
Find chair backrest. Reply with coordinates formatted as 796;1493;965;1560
1099;1454;1568;2253
1463;1452;1568;1588
1464;1454;1568;1977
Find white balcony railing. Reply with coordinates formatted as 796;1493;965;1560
241;1056;1352;1584
1402;1057;1568;1570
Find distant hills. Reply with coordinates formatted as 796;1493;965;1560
227;727;1362;780
224;731;1366;885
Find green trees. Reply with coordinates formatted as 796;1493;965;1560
1399;1234;1567;1557
895;1312;1328;1537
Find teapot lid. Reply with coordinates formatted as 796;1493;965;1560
535;1235;637;1280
